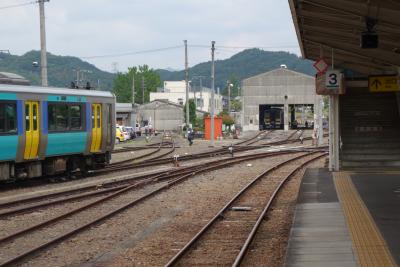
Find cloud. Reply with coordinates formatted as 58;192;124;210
0;0;300;72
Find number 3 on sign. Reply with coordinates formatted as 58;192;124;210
325;70;341;89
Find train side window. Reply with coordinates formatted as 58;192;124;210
92;106;95;129
25;104;30;131
48;104;56;131
70;105;82;130
55;104;68;131
6;104;17;133
48;103;67;131
96;105;101;127
0;102;17;134
106;104;112;144
32;104;38;131
0;105;4;132
48;102;85;132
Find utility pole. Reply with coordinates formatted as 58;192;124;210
227;82;232;114
141;76;145;104
184;40;190;127
131;72;135;104
75;69;80;88
39;0;49;86
211;41;216;146
199;77;203;109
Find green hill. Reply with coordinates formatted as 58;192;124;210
0;49;315;94
156;48;315;90
0;50;115;90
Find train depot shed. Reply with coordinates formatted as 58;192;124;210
242;67;322;132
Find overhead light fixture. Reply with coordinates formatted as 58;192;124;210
361;17;378;49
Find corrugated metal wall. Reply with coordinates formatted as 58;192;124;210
137;101;184;131
242;68;319;130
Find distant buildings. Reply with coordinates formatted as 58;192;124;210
150;81;223;114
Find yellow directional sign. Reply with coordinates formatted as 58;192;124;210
368;75;399;92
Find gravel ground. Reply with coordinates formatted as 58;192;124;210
1;152;317;267
0;131;265;200
239;157;325;267
0;131;326;267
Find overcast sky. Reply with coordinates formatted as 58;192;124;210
0;0;300;72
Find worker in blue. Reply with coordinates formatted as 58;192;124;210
187;127;194;146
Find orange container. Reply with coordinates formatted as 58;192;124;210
204;116;223;140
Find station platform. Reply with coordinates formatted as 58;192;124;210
284;168;399;267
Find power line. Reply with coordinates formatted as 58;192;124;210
81;45;183;59
0;0;36;10
79;44;298;60
189;44;299;49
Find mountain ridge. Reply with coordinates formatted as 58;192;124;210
0;49;315;93
156;48;316;90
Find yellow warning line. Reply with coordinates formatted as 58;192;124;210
333;172;397;267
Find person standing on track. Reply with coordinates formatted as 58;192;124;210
312;127;318;146
187;127;194;146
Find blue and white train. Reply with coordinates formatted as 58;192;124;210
0;80;115;181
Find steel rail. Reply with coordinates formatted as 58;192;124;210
231;153;328;267
164;151;324;267
0;150;305;267
109;140;175;167
0;148;282;210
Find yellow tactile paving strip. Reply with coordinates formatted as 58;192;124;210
333;172;397;267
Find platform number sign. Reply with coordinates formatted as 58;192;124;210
325;70;341;89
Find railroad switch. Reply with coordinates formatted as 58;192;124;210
228;144;234;157
173;154;180;167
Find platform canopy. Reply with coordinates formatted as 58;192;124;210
289;0;400;75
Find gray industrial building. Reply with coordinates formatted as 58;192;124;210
242;67;322;131
116;103;137;126
137;99;205;131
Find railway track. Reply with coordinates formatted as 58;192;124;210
0;149;324;266
164;151;327;266
0;130;322;195
109;139;176;167
0;148;314;217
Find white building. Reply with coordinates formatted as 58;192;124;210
150;81;223;114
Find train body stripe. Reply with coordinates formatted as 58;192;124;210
46;132;87;156
0;92;17;100
0;135;18;160
47;95;87;102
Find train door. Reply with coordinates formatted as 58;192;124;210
90;103;102;152
24;101;40;160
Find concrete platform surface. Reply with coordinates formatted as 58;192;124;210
284;168;358;267
284;168;399;267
